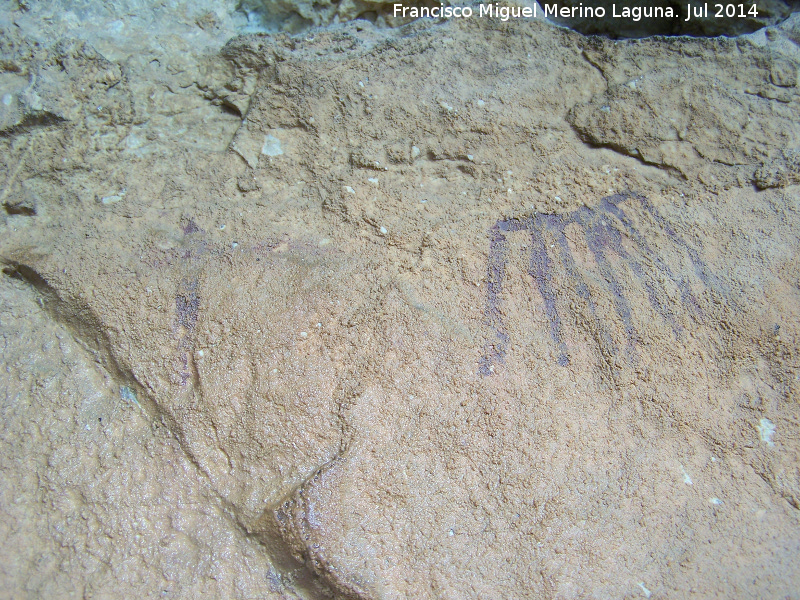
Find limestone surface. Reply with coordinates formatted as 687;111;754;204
1;2;800;599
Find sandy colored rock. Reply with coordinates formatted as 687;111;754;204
0;274;283;598
568;34;800;182
755;148;800;188
1;2;800;599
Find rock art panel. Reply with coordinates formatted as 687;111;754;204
481;193;718;373
1;12;800;600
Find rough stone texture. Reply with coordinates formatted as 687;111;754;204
0;275;282;599
568;34;800;179
1;2;800;599
755;148;800;188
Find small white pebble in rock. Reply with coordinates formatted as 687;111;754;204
368;177;379;184
299;331;308;338
261;135;283;156
467;154;474;161
709;497;723;505
345;186;356;194
554;196;562;203
680;465;693;485
197;349;204;357
358;81;364;87
411;146;420;159
758;418;776;446
380;226;388;234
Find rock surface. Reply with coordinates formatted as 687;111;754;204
1;1;800;599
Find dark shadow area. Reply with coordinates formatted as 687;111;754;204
546;0;800;38
3;201;36;216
